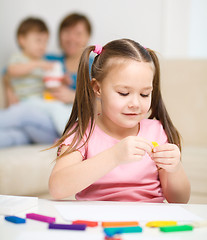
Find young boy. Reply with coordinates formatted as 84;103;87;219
0;17;73;148
0;17;60;148
6;17;53;104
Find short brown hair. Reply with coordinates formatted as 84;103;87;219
17;17;49;38
59;13;92;37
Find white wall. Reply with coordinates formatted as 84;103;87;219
0;0;163;71
162;0;191;58
0;0;207;72
189;0;207;58
162;0;207;58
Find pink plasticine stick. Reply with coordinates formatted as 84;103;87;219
26;213;55;223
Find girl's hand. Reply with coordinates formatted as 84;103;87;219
112;136;153;165
151;143;181;173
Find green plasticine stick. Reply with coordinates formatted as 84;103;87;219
160;225;193;232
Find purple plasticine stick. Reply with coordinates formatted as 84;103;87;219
49;223;87;230
26;213;55;223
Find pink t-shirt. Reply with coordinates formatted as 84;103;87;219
61;119;168;202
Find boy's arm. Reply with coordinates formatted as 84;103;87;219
7;60;54;77
2;73;19;107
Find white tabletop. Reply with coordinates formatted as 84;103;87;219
1;199;207;240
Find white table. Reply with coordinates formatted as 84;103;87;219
1;199;207;240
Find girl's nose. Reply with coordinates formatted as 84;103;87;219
128;95;140;108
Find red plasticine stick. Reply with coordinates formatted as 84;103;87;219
105;236;122;240
72;220;98;227
26;213;55;223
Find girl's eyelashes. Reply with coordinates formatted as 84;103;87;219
118;92;129;96
117;92;152;97
140;93;150;97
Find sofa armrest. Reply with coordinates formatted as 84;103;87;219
0;145;56;196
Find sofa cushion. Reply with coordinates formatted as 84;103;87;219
182;146;207;203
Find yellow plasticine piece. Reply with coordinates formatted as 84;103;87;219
152;141;159;148
146;221;177;228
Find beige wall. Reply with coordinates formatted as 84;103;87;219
160;59;207;203
161;59;207;147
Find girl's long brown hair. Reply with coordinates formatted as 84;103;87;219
53;39;181;158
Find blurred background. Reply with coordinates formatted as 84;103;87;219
0;0;207;65
0;0;206;203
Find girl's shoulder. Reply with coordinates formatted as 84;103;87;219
62;120;113;148
58;122;92;158
62;122;90;145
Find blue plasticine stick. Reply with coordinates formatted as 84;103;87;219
5;216;26;224
104;226;142;237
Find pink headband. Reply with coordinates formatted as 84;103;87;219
93;45;103;55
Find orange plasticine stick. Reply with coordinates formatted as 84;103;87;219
102;221;139;228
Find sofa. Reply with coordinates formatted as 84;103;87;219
0;144;55;198
0;59;207;203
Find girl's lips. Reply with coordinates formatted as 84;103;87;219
123;113;139;116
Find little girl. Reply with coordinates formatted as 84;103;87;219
49;39;190;203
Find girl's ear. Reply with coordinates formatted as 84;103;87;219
91;78;101;97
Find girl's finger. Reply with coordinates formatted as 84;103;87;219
152;151;176;158
134;148;146;156
153;158;173;165
152;143;178;153
135;141;153;154
156;163;179;173
136;137;154;149
156;163;171;170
